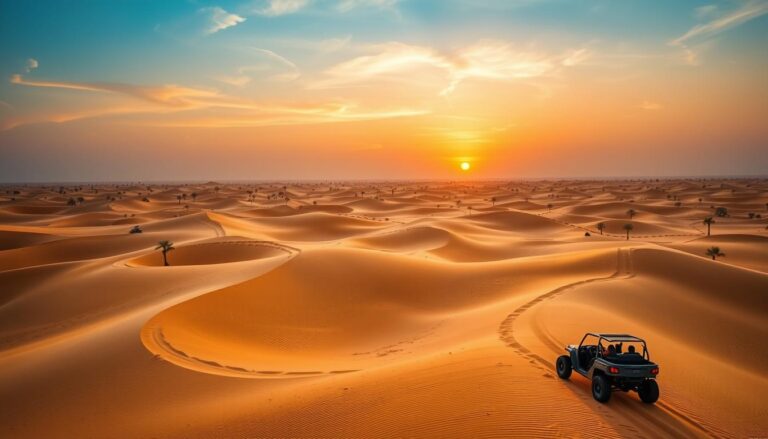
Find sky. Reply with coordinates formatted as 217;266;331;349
0;0;767;182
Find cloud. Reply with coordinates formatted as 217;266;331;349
275;35;352;53
25;58;39;73
201;6;246;35
6;72;425;129
11;74;222;108
314;41;588;95
695;4;719;19
670;1;768;46
336;0;400;13
640;100;662;111
253;0;310;16
216;48;300;86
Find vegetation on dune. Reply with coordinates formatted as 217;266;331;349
155;240;175;266
623;223;633;240
703;217;714;236
705;246;725;261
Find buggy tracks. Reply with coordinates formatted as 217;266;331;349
497;248;718;439
144;327;359;379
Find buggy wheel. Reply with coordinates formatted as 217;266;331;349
638;379;659;404
592;375;611;403
556;356;572;379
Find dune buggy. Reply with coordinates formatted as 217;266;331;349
555;333;659;404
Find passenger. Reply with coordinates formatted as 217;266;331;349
607;344;617;358
626;345;639;356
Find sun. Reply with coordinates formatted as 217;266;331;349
460;161;471;171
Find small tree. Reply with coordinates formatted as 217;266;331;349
703;217;714;237
176;195;182;204
714;207;728;217
623;223;634;240
626;209;636;219
67;197;77;206
705;246;725;260
596;222;605;235
491;197;497;206
191;192;197;201
155;240;175;266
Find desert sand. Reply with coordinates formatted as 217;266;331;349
0;179;766;438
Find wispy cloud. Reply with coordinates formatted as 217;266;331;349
639;100;662;111
671;0;768;46
6;72;425;129
336;0;400;13
274;35;352;53
314;41;589;95
695;4;719;19
201;6;246;35
11;74;221;107
216;48;300;86
25;58;38;73
253;0;310;16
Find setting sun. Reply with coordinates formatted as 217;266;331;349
460;162;471;171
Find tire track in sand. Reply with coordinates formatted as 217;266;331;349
498;248;719;439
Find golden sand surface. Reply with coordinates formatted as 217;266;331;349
0;179;766;438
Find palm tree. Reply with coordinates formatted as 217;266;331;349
176;194;182;204
703;217;714;236
623;223;634;240
626;209;636;219
191;192;197;201
155;240;175;266
491;197;497;206
705;246;725;260
714;206;728;217
596;222;605;235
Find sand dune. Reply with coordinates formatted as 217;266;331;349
129;239;293;267
1;179;766;438
468;210;572;233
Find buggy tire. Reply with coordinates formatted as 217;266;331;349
592;374;611;403
638;379;659;404
556;356;572;379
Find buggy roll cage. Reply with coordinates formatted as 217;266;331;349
577;333;650;361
